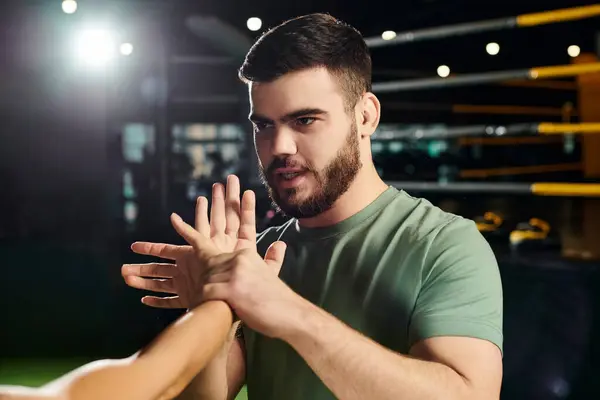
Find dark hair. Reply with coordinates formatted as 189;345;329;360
238;13;372;111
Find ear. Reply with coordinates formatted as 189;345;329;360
357;92;381;139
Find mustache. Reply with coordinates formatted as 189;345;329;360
266;158;309;176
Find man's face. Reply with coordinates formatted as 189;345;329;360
249;68;362;219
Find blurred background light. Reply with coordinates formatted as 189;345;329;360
568;45;581;58
381;31;396;41
247;17;262;32
437;65;451;78
120;43;134;56
74;29;117;68
486;42;500;55
62;0;78;14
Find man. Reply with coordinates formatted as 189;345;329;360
124;13;503;400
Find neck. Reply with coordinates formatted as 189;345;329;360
297;163;389;229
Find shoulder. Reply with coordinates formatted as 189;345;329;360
413;205;500;293
378;190;477;246
398;191;467;234
424;212;493;265
405;207;503;352
382;190;496;272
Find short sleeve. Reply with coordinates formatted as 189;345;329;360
408;217;503;354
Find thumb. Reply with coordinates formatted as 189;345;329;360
263;241;287;275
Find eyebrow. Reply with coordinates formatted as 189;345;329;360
249;108;329;124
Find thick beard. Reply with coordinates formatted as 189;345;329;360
259;121;362;219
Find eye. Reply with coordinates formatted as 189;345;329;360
253;122;272;133
296;117;316;126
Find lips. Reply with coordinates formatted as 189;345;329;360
267;160;309;188
274;168;305;174
272;167;305;180
279;171;303;179
277;170;305;180
272;170;308;189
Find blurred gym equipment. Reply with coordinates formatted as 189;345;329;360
476;211;503;232
389;182;600;197
373;122;600;141
365;4;600;47
372;63;600;93
475;211;508;243
509;218;561;253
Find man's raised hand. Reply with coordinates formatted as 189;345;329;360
197;175;257;253
121;175;257;309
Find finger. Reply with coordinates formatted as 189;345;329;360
202;283;230;302
210;183;227;236
195;196;210;237
131;242;190;261
171;213;210;252
141;296;184;309
236;190;257;250
264;241;287;275
124;276;176;294
121;263;176;278
225;175;241;236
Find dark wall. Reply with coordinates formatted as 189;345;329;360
0;5;114;241
0;6;142;359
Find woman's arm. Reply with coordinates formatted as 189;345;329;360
0;301;233;400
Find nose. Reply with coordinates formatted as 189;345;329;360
270;126;297;157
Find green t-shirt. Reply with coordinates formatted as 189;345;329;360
242;186;503;400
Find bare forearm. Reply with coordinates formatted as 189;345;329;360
135;301;234;400
178;359;228;400
0;301;233;400
58;301;232;400
0;385;59;400
282;300;475;400
176;325;241;400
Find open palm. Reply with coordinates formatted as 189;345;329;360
200;176;256;253
122;175;257;309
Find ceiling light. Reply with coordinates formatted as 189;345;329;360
437;65;450;78
247;17;262;32
486;42;500;55
381;31;396;41
568;45;581;58
62;0;77;14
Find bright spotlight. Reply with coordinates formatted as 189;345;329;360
120;43;134;56
247;17;262;32
437;65;451;78
568;45;581;58
62;0;78;14
382;31;396;41
74;29;117;68
486;42;500;55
